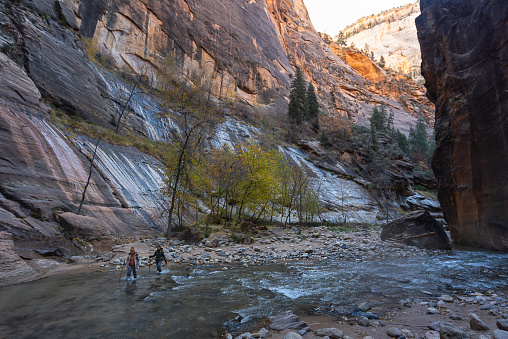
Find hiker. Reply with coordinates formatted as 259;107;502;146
125;247;140;278
149;245;168;273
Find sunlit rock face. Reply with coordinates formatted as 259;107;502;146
342;2;421;76
417;0;508;251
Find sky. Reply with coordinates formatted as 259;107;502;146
304;0;416;35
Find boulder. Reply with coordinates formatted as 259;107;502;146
387;327;402;338
439;322;468;339
315;328;343;339
493;330;508;339
268;310;307;331
57;212;111;240
381;210;451;250
0;231;39;287
283;333;302;339
498;320;508;331
469;313;489;330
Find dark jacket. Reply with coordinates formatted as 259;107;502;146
150;249;167;263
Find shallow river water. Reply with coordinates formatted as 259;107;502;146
0;248;507;338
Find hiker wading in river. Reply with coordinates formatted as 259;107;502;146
126;247;140;278
149;245;168;273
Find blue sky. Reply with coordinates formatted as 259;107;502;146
304;0;416;35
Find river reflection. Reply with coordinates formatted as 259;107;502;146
0;248;506;338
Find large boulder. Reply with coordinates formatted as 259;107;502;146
381;210;451;250
0;231;38;287
268;310;307;331
416;0;508;251
57;212;111;240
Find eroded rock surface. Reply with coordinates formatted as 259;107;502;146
417;0;508;251
381;210;451;250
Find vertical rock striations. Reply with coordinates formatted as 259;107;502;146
416;0;508;251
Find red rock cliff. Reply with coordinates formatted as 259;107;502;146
416;0;508;251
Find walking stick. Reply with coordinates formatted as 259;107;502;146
119;262;124;282
148;259;151;274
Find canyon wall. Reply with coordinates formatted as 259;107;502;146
417;0;508;251
342;2;421;76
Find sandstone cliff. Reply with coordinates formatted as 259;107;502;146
0;0;439;285
417;0;508;251
341;2;421;76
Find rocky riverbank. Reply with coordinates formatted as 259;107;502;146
93;226;449;270
231;290;508;339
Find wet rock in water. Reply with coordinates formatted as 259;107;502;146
469;313;489;330
498;320;508;331
381;210;451;250
439;322;468;339
493;330;508;339
357;302;372;312
315;328;343;338
268;310;307;331
283;333;302;339
357;316;369;327
387;327;403;337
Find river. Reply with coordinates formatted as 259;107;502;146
0;248;506;338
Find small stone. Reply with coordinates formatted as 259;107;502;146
469;313;489;330
363;337;374;339
450;314;463;320
357;316;369;327
425;330;440;339
315;328;343;339
437;300;447;307
427;307;440;314
258;328;269;338
498;320;508;331
440;295;454;302
358;302;371;312
387;327;403;338
283;333;302;339
439;322;468;339
492;329;508;339
428;321;440;331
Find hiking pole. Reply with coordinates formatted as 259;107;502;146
148;259;151;274
119;262;124;282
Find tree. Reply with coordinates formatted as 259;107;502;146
408;117;429;165
288;67;307;125
336;32;347;46
395;129;408;154
306;83;320;131
379;55;386;69
369;105;387;133
158;59;220;238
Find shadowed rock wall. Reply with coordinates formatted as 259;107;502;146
416;0;508;251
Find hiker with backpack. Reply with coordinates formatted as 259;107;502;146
149;245;168;273
125;247;140;278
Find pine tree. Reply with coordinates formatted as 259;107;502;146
408;117;429;164
306;83;320;131
288;67;307;125
395;129;408;153
379;55;386;68
370;105;387;133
